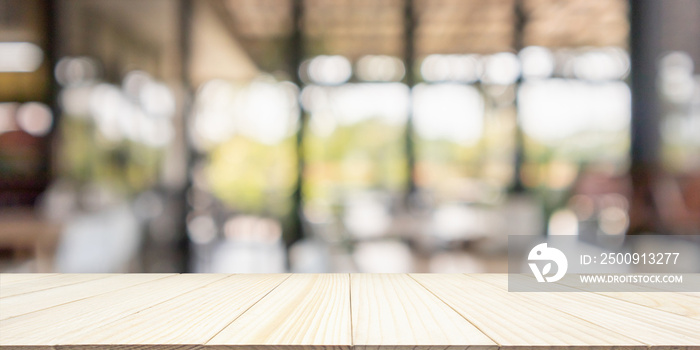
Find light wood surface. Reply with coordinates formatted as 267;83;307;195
552;274;700;319
0;273;56;285
470;274;700;347
66;274;290;347
0;273;698;350
351;273;495;350
412;274;645;349
0;274;215;346
0;274;111;298
208;273;352;349
0;274;168;320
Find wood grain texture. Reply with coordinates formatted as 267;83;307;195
63;274;289;346
552;274;700;319
1;274;699;350
630;276;700;298
411;274;646;349
471;274;700;347
0;274;170;320
351;273;496;350
0;274;111;298
206;273;352;349
0;274;223;346
595;291;700;319
0;274;56;286
57;346;196;350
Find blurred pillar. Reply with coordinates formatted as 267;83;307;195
404;0;417;200
510;0;526;193
628;0;663;233
45;0;59;187
178;0;194;271
289;0;305;248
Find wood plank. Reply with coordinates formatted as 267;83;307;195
595;291;700;319
58;274;289;347
1;273;698;349
0;274;171;320
206;273;352;349
471;274;700;348
551;275;700;320
630;277;700;298
0;273;57;286
411;274;646;349
0;274;112;298
0;274;225;346
351;273;496;350
56;346;196;350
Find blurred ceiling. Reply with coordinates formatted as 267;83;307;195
303;0;405;60
522;0;628;48
222;0;628;64
56;0;182;80
223;0;294;39
414;0;516;56
48;0;630;85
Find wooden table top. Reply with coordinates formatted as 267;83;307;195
0;273;699;349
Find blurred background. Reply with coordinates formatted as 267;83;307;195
0;0;698;273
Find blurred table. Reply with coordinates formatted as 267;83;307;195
0;273;699;349
0;209;60;272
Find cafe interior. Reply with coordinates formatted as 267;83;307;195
0;0;699;273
